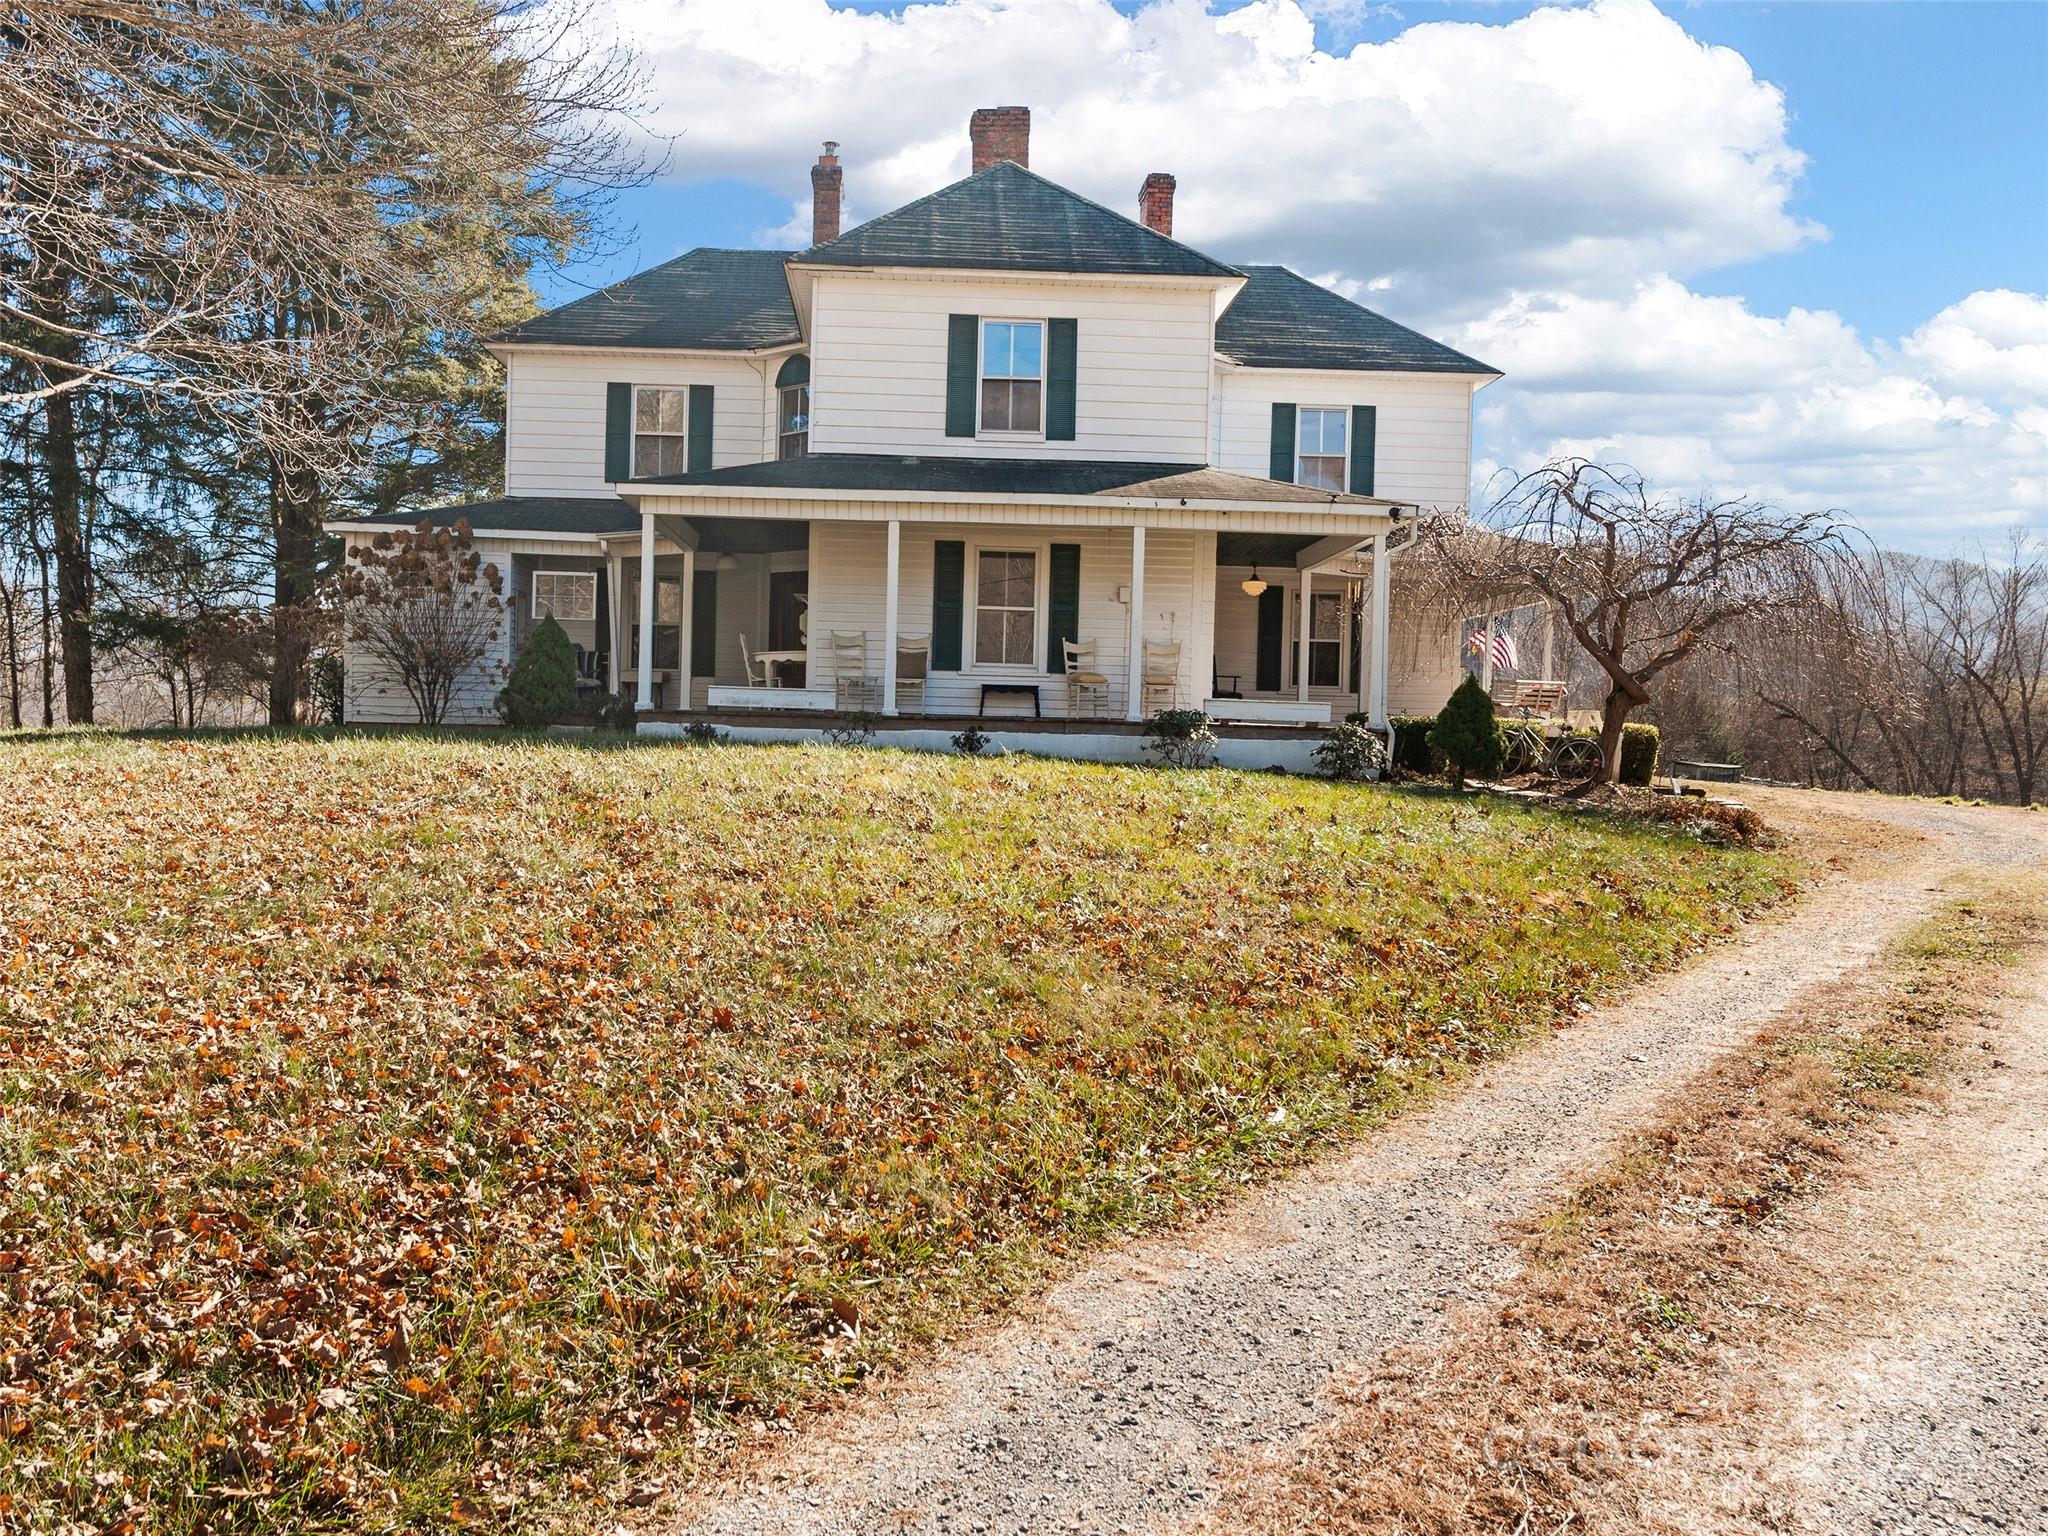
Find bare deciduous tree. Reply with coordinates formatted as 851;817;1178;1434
335;518;503;724
1422;460;1845;780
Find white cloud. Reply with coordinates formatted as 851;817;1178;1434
1459;280;2047;545
604;0;1818;311
580;0;2043;551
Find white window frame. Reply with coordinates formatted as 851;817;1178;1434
1296;406;1349;493
1305;585;1348;690
965;540;1047;674
777;381;809;459
976;318;1046;439
531;569;596;622
632;384;689;478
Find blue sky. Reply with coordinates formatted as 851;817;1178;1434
554;0;2047;549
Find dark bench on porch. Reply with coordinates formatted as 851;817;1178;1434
978;682;1041;718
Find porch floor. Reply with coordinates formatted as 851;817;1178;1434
637;706;1331;740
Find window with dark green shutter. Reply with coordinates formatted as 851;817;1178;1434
692;569;717;678
1046;543;1080;670
1046;319;1077;441
1256;584;1286;691
932;540;965;669
605;383;632;481
945;316;978;437
1268;402;1296;483
687;385;713;473
1349;404;1376;496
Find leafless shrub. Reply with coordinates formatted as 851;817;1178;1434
334;518;504;724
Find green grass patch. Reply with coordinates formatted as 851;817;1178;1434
0;731;1793;1531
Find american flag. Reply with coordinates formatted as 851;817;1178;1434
1470;627;1520;672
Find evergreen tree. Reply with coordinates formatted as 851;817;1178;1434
497;614;575;728
1430;676;1506;788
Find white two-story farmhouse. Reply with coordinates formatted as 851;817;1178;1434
328;107;1500;765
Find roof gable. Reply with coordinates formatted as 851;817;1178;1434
1216;266;1497;375
798;162;1242;281
492;248;801;351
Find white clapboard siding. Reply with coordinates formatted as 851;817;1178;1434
807;273;1215;463
801;518;1207;717
1213;369;1479;513
504;351;775;497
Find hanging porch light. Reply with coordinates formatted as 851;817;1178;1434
1240;564;1269;598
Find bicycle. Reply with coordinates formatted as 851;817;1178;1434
1501;720;1605;782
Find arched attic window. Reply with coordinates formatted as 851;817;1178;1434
776;355;810;459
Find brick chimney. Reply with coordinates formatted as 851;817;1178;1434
969;106;1030;173
1139;172;1176;237
810;142;843;245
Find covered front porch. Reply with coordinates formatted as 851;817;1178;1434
608;506;1423;734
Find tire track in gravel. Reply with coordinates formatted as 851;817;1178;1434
658;793;2038;1536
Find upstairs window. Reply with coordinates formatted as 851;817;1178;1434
633;386;689;477
778;384;809;459
979;320;1043;434
532;570;596;622
1297;407;1348;492
776;355;810;459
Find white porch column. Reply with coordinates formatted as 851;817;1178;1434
1480;613;1496;692
676;546;695;711
634;510;656;710
605;552;622;695
1125;523;1147;720
1541;603;1556;680
1296;568;1313;703
881;519;901;715
1368;533;1391;727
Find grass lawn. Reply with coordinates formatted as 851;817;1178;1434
0;732;1794;1532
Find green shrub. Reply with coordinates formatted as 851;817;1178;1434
1315;721;1390;782
1143;708;1217;769
1619;722;1660;785
1428;677;1505;788
951;723;990;757
1345;713;1443;775
1563;721;1662;785
496;615;577;729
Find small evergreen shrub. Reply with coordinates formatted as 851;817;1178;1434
497;615;577;729
951;723;990;757
1428;677;1505;788
1143;708;1217;769
1354;712;1445;776
311;655;345;727
1562;721;1661;785
1314;721;1390;782
1619;722;1660;785
680;721;723;746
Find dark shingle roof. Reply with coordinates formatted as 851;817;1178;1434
1216;266;1496;375
631;453;1391;506
339;496;639;536
799;162;1242;280
490;249;801;351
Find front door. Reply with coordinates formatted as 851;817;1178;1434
769;570;809;686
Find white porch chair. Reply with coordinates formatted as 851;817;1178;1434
739;633;778;688
829;630;878;711
1140;639;1181;714
1062;638;1109;719
895;634;930;714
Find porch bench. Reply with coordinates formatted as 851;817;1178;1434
978;682;1042;718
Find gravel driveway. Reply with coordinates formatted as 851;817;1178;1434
658;791;2044;1536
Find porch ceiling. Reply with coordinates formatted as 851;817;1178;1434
1215;532;1326;567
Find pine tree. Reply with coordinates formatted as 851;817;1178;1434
497;614;576;728
1429;675;1505;788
